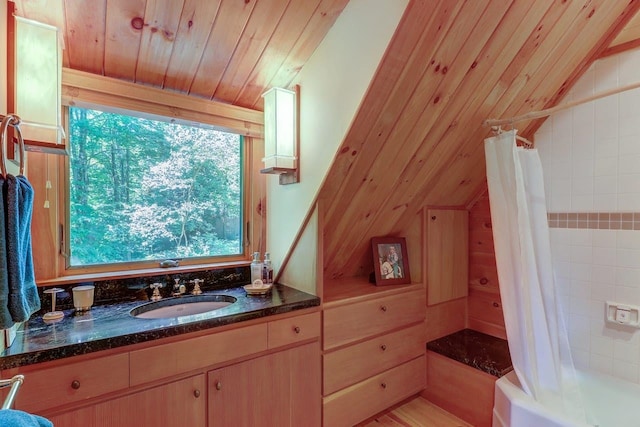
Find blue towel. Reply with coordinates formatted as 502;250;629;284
5;175;40;323
0;409;53;427
0;176;12;328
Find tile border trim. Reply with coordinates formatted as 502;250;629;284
547;212;640;230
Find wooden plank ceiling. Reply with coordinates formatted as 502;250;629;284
318;0;640;279
12;0;349;110
11;0;640;280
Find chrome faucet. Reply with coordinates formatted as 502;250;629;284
150;283;163;301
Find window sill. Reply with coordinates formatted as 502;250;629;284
36;260;252;286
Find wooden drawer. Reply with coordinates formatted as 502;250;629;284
268;312;320;349
323;355;426;427
130;323;267;386
323;290;424;350
8;353;129;413
323;323;424;395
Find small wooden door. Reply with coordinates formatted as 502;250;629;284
427;209;469;305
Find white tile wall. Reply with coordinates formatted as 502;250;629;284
536;48;640;385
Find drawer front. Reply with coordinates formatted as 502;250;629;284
323;290;424;350
10;353;129;413
323;355;426;427
130;323;268;386
268;312;320;349
323;323;424;395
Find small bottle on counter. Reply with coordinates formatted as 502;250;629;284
250;252;263;283
263;252;273;284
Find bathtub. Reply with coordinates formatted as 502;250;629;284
493;369;640;427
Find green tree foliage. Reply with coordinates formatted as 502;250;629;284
68;107;242;266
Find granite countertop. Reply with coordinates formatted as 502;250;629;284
426;328;513;377
1;284;320;370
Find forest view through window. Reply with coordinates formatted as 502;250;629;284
68;107;243;267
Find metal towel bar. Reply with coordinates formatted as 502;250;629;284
0;374;25;409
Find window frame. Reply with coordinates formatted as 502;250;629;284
31;69;265;284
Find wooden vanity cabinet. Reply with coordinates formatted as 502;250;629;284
322;282;426;427
3;310;321;427
209;341;320;427
48;374;206;427
3;352;129;414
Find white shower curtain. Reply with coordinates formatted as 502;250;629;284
484;130;589;424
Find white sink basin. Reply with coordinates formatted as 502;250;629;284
131;295;236;319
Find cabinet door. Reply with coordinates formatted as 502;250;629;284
208;342;320;427
129;374;205;426
427;208;469;305
209;351;289;427
47;395;130;427
290;342;321;427
48;374;205;427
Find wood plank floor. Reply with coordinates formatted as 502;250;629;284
356;396;473;427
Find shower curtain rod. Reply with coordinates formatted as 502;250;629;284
483;80;640;127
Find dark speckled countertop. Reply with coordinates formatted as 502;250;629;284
1;284;319;370
427;328;513;377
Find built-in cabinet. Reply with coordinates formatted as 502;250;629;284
47;374;206;426
426;208;468;305
2;310;320;427
209;341;320;427
321;280;426;427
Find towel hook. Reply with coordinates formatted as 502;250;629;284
0;114;26;177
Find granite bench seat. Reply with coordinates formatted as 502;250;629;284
423;329;513;426
426;328;513;377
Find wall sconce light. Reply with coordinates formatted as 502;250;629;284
14;15;63;145
260;86;299;185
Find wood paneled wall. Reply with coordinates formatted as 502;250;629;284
467;193;505;339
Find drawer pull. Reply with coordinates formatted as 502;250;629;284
215;381;222;391
380;305;387;312
380;344;387;351
380;382;387;389
194;389;201;398
71;380;81;390
293;326;301;334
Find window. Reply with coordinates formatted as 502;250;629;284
66;106;243;267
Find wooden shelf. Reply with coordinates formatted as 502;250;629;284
323;276;423;307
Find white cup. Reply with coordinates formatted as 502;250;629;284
72;285;95;311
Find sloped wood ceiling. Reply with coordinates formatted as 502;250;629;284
12;0;349;110
319;0;640;279
12;0;640;280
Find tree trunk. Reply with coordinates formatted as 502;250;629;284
70;108;90;205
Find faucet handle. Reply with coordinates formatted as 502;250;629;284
150;283;163;301
190;279;203;295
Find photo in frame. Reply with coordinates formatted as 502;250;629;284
371;236;411;286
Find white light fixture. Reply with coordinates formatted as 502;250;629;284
14;15;63;145
260;86;299;185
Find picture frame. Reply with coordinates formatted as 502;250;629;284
371;236;411;286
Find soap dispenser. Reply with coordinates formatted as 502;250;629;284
263;252;273;284
250;252;263;283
